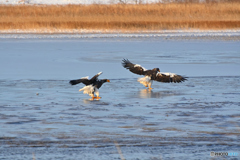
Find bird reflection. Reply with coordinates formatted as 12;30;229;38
82;98;100;104
138;89;176;99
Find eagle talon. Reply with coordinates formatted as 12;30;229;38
90;97;96;100
90;96;101;100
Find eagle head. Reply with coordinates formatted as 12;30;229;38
153;68;160;72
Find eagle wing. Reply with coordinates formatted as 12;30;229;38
122;59;146;75
89;72;102;83
69;72;102;86
154;72;187;83
69;77;91;85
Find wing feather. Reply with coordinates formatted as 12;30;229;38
69;78;91;85
69;72;102;86
154;72;187;83
122;59;146;75
89;71;102;83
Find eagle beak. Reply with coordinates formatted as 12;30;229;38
107;79;110;82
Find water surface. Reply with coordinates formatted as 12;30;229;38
0;34;240;159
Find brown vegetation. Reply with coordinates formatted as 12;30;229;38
0;2;240;31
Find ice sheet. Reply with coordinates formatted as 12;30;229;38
0;35;240;159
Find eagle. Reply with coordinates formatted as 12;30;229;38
69;72;110;100
122;59;187;89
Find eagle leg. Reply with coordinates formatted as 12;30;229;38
89;93;96;100
89;96;101;100
95;91;101;100
89;97;95;101
148;81;153;90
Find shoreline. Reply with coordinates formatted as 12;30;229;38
1;29;240;40
1;29;240;34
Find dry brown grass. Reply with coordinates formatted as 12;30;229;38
0;2;240;31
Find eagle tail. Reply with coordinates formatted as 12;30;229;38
79;85;95;95
138;76;151;87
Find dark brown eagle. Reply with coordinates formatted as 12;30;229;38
69;72;110;100
122;59;187;89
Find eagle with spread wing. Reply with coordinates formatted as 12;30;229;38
122;59;187;89
69;72;110;100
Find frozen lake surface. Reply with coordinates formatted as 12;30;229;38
0;33;240;159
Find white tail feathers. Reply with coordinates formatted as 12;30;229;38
98;71;103;76
79;85;100;98
79;85;94;95
138;76;151;83
138;76;151;87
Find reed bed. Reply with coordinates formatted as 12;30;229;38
0;2;240;31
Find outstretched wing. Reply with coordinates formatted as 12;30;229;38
154;72;187;83
69;77;91;85
122;59;146;75
69;72;102;86
89;71;102;83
